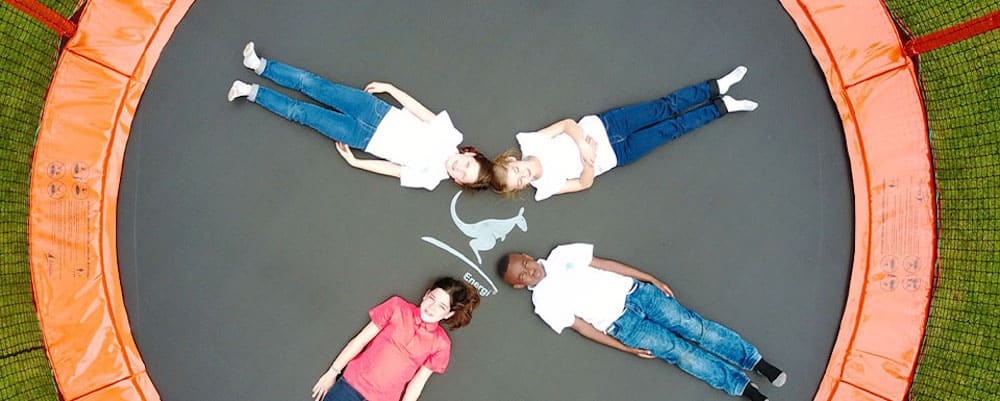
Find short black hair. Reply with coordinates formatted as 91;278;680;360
496;254;512;278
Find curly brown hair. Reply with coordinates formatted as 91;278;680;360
431;277;481;329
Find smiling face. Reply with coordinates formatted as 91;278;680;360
502;253;546;288
445;152;482;185
419;288;455;323
499;158;536;191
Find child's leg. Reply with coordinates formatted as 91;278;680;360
258;59;388;128
251;85;378;149
598;81;718;138
634;284;762;372
612;312;752;396
609;101;724;165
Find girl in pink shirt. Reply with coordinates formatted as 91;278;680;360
310;277;481;401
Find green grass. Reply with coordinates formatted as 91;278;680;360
0;2;76;400
885;0;1000;37
882;6;1000;401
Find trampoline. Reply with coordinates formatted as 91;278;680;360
11;0;878;400
112;1;851;400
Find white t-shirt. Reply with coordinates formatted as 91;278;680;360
516;115;618;201
365;107;463;191
530;243;635;334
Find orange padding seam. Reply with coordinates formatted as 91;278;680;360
28;1;193;400
779;1;935;400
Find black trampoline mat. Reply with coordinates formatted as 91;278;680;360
118;1;852;400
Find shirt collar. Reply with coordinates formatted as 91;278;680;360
412;306;441;330
528;259;550;291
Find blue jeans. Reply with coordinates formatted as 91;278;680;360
322;377;366;401
251;59;391;149
607;281;761;396
599;81;724;166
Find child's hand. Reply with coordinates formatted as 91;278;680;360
630;347;656;359
652;279;675;298
334;142;357;165
579;136;597;166
364;81;395;94
311;370;339;401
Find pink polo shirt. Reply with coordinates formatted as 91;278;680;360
343;296;451;401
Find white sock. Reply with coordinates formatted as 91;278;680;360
243;42;265;74
227;80;253;102
722;95;758;112
717;65;748;95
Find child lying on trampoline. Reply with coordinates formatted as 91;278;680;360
228;42;492;191
499;243;785;401
309;277;480;401
491;67;757;201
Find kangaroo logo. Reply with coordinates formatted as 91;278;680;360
422;191;529;296
450;192;527;264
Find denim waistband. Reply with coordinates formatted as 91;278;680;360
628;279;639;294
607;280;641;336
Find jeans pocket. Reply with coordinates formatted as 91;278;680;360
606;322;619;336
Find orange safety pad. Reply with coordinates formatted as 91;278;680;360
27;1;193;400
779;1;935;401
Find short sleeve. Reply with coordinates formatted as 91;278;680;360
399;165;443;191
531;173;565;201
515;132;544;157
368;296;407;328
428;110;463;145
516;132;568;202
423;338;451;373
548;243;595;269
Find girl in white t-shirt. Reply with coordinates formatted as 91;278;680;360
491;67;757;201
227;42;492;191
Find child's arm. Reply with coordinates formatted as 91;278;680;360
536;120;594;158
590;256;675;298
554;139;598;195
535;119;575;139
569;317;655;359
554;163;595;195
334;142;402;178
364;81;437;122
400;366;435;401
311;321;383;401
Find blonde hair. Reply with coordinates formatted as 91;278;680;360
490;148;525;197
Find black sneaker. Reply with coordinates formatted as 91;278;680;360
753;359;787;388
742;382;769;401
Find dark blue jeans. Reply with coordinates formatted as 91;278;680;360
607;281;761;396
322;377;367;401
599;81;724;166
252;60;391;149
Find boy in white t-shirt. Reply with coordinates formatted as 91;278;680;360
499;243;785;401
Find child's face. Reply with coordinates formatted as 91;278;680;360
503;253;546;288
445;152;481;185
500;159;534;191
419;288;454;323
